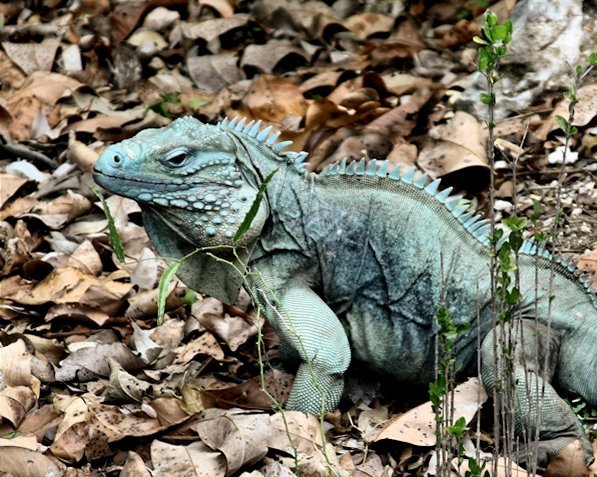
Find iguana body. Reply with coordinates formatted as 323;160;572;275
93;116;597;469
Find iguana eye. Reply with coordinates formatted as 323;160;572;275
162;149;189;168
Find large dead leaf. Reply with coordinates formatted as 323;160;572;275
151;440;227;477
194;408;271;475
241;40;310;75
187;54;244;93
241;75;308;127
537;84;597;140
2;38;60;75
0;174;28;207
0;339;32;387
374;378;487;446
418;111;490;191
7;267;132;307
0;447;64;477
55;340;145;382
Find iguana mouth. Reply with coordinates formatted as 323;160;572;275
94;168;236;190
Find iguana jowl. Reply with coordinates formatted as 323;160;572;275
93;116;597;469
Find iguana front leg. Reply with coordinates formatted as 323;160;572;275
481;320;594;470
252;273;351;414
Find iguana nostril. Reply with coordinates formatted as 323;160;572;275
113;154;122;165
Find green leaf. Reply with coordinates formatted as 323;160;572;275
491;25;509;41
157;260;181;325
233;168;278;245
555;115;569;132
480;92;494;105
94;188;126;263
485;11;497;28
503;215;526;232
575;64;583;78
589;52;597;65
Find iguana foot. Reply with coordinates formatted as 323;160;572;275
544;439;597;477
516;436;594;473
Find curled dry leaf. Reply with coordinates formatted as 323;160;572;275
173;331;225;364
192;297;256;351
241;40;310;75
121;451;152;477
0;433;37;450
194;408;271;475
201;369;293;411
344;12;395;40
373;377;487;446
536;84;597;140
103;357;152;402
151;440;227;477
0;447;64;477
0;174;28;207
179;15;252;53
544;439;597;477
90;402;165;441
45;303;111;327
8;267;132;307
187;54;244;94
241;75;308;126
68;239;103;275
0;386;37;427
20;191;92;229
55;341;145;382
2;38;60;75
149;397;191;426
268;410;323;456
0;339;32;387
418;111;490;191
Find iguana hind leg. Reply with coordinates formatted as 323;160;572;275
481;320;594;470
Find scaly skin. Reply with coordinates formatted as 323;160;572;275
93;116;596;469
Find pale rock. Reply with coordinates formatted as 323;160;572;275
144;7;180;32
456;0;594;119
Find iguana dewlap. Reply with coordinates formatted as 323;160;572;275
93;116;597;470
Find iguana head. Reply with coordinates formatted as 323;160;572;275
94;116;269;248
93;116;272;302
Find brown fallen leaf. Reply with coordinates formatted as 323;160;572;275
241;39;310;75
55;340;145;382
187;54;244;93
418;111;490;191
194;408;271;474
0;433;38;450
151;440;227;477
0;339;32;387
269;410;324;456
0;386;37;427
2;38;60;75
0;447;64;476
373;377;487;446
537;84;597;140
0;174;28;207
121;451;152;477
192;297;256;351
7;267;132;307
241;75;308;127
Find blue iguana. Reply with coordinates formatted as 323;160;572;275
93;116;596;469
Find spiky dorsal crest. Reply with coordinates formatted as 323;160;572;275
217;115;596;305
218;116;309;167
